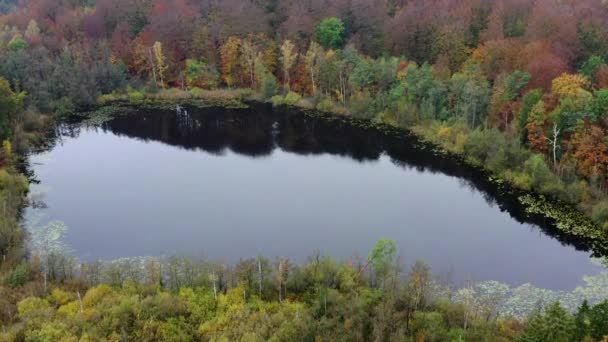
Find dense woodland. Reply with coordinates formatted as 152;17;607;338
2;0;608;340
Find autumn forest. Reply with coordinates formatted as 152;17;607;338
2;0;608;340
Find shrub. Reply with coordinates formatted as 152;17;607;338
316;98;348;115
271;91;302;106
190;87;204;98
50;289;74;305
127;88;145;104
591;200;608;227
53;97;76;117
522;154;561;192
271;95;285;106
284;91;301;105
83;284;115;307
395;100;418;126
375;111;397;126
97;93;113;105
4;262;30;287
509;171;533;190
317;98;337;112
17;297;50;319
463;129;505;165
348;91;374;119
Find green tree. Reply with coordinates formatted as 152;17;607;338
520;302;574;342
573;299;590;342
368;238;397;285
503;70;531;101
589;300;608;340
0;77;24;140
184;59;219;89
587;89;608;122
7;34;28;52
450;66;491;127
316;17;345;50
579;55;605;85
517;89;544;142
260;71;278;99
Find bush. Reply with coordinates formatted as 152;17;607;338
284;91;301;105
128;88;145;104
463;129;504;165
97;93;113;105
317;98;336;112
4;262;30;287
190;87;204;98
271;91;302;106
83;285;115;307
271;95;284;106
53;97;76;117
591;200;608;226
374;111;397;126
395;100;418;126
348;91;374;119
522;154;561;192
49;289;74;305
509;171;533;190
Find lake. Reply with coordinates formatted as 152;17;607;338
24;104;603;290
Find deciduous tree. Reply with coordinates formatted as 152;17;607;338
280;40;297;91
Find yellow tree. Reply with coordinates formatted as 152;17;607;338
24;19;40;42
261;39;278;76
304;41;324;95
220;37;242;87
525;101;549;155
568;123;608;179
551;73;591;98
152;41;167;88
240;38;260;88
130;38;152;79
279;40;297;91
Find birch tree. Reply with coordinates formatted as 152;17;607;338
305;41;324;95
280;40;297;91
152;41;167;88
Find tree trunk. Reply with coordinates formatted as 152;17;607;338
258;258;262;298
148;48;157;86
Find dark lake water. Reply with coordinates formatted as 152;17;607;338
25;104;603;290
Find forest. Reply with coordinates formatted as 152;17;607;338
2;0;608;340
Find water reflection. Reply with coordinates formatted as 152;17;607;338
92;104;599;255
27;104;604;290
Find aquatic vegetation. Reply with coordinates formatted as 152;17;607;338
518;194;608;253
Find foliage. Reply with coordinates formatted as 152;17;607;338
271;91;301;106
260;71;278;99
279;40;297;89
552;73;591;99
316;17;345;50
0;77;24;140
184;59;219;89
3;262;30;287
368;238;397;282
4;1;608;339
580;55;606;85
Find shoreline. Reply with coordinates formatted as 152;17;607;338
68;91;608;257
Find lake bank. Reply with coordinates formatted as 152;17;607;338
22;102;604;291
88;90;608;259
